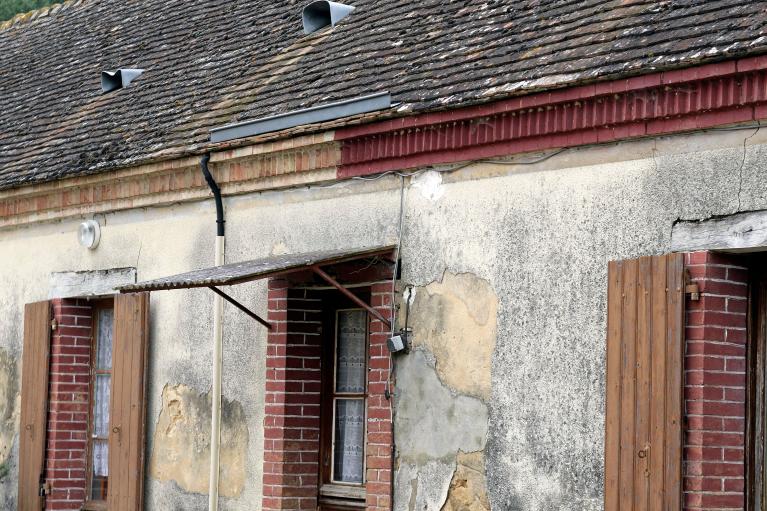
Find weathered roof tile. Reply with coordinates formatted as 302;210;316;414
1;0;767;189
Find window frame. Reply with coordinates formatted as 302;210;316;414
85;299;114;509
319;294;370;506
329;308;368;486
748;260;766;511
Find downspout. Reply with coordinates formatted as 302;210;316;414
201;153;225;511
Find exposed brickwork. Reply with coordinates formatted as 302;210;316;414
365;282;394;511
262;276;394;511
684;251;748;511
45;299;93;510
263;280;323;511
0;137;339;229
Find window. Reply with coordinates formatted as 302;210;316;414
18;293;150;510
332;309;367;483
88;306;113;503
321;307;368;506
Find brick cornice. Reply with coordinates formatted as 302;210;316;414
5;57;767;227
335;56;767;178
0;134;339;228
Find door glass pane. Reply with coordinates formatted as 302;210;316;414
90;440;108;499
95;309;114;370
336;310;366;393
333;398;365;483
93;374;110;437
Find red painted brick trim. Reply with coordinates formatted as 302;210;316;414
45;299;92;511
336;58;767;178
684;252;748;511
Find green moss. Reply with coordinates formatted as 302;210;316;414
0;461;9;481
1;0;60;22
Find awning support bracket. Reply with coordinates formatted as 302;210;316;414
208;286;272;330
312;266;392;329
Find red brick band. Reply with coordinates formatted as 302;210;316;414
337;58;767;178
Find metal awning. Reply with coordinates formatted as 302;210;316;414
119;245;396;329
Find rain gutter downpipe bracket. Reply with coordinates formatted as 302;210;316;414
202;154;225;511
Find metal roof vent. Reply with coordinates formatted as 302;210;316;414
302;1;355;34
101;68;144;93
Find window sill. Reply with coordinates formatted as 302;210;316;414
81;500;107;511
320;484;366;509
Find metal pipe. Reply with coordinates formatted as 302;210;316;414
201;153;225;237
202;154;225;511
209;286;272;329
312;266;392;328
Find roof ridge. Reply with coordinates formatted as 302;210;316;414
0;0;87;33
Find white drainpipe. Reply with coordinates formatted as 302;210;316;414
201;154;225;511
209;234;225;511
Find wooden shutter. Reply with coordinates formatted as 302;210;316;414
108;293;150;511
604;254;684;511
18;301;51;511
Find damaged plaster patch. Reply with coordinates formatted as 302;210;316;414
442;451;490;511
411;170;446;202
408;271;497;400
398;461;455;511
149;384;248;497
394;351;488;510
0;349;18;478
270;240;290;256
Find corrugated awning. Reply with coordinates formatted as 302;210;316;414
119;245;396;293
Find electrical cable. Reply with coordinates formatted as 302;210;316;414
385;174;406;511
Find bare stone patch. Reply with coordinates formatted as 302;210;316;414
442;451;490;511
149;384;248;497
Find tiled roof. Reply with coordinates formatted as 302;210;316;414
1;0;766;190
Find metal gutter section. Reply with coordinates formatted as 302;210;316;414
210;92;392;143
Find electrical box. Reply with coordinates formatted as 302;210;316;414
387;329;411;354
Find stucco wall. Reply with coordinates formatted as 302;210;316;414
0;126;765;510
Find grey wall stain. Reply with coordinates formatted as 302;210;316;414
394;350;488;510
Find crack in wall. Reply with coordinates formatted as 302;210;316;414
736;125;761;212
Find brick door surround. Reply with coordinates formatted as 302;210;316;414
683;251;749;510
262;277;394;511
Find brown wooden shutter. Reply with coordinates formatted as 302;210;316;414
604;254;684;511
18;301;51;511
108;293;150;511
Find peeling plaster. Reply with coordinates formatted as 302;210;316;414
0;349;18;478
149;384;248;498
442;451;490;511
408;271;498;400
394;350;488;510
411;170;446;202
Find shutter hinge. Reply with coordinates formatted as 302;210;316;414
38;478;51;496
684;269;700;301
50;318;57;331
